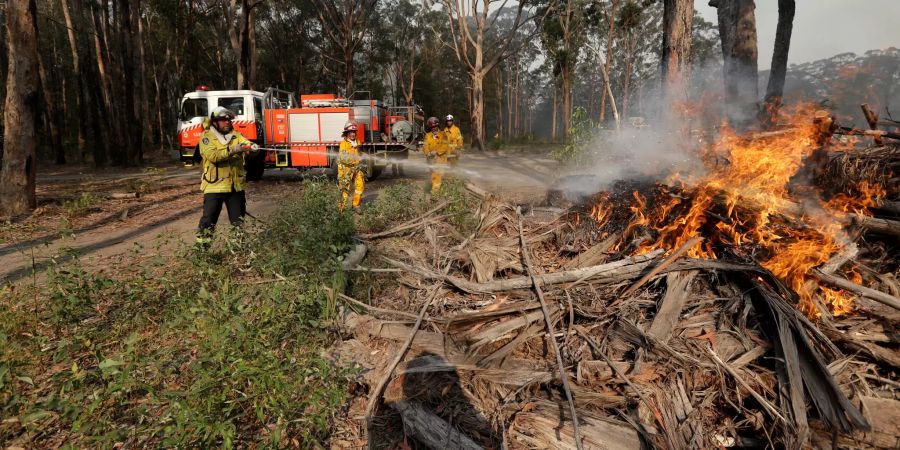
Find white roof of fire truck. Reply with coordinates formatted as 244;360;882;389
182;89;265;99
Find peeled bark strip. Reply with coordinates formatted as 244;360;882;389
648;270;698;343
509;399;641;450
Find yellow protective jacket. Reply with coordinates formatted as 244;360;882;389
338;138;362;168
199;128;253;193
423;130;447;158
444;125;463;153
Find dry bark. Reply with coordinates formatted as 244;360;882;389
712;0;758;127
661;0;694;108
762;0;795;124
1;0;40;217
509;399;641;450
647;270;698;343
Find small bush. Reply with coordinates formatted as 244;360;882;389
253;181;354;276
357;181;424;233
434;178;479;235
62;192;101;218
552;106;595;162
47;265;113;325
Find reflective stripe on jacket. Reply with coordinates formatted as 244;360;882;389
338;138;361;168
199;129;252;193
423;130;447;157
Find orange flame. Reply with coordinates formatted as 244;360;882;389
587;104;884;317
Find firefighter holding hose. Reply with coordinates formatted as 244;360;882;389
338;121;365;209
195;106;259;249
443;114;463;167
423;116;448;195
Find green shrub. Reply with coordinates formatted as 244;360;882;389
357;181;424;233
434;178;479;235
253;181;354;276
552;106;595;162
62;192;101;217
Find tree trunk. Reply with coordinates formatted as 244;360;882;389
37;53;65;164
623;37;635;119
344;44;354;95
497;70;504;139
90;3;112;165
551;85;558;140
1;0;39;217
120;0;142;165
137;11;151;147
714;0;758;128
561;64;572;135
599;0;618;123
60;0;86;156
661;0;694;113
470;72;485;151
248;3;258;89
763;0;795;126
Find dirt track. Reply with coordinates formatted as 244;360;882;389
0;150;557;284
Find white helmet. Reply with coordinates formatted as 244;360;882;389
342;121;358;134
445;114;454;121
210;106;236;120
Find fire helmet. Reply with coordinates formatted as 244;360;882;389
426;117;440;130
342;121;358;134
210;106;236;121
445;114;454;122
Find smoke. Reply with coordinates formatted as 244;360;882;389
556;62;732;201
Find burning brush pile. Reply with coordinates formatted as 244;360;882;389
328;110;899;449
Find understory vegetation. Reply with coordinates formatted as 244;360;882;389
1;182;357;448
0;179;479;448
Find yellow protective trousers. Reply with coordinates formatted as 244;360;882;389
428;154;448;194
338;164;364;209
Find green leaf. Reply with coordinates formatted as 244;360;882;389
21;410;52;424
16;375;34;386
98;358;124;374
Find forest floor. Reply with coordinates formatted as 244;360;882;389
0;147;558;285
0;144;562;448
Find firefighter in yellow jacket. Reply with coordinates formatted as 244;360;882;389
443;114;463;167
338;122;365;209
196;106;259;247
423;116;448;194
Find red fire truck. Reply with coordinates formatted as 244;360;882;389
176;87;423;180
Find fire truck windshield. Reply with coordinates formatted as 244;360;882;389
180;98;208;120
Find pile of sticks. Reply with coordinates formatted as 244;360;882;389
328;181;899;449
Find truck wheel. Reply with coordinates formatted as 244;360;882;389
328;152;338;180
245;151;265;181
366;163;383;181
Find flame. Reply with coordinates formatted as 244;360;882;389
587;104;884;317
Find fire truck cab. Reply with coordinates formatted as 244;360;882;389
176;86;422;181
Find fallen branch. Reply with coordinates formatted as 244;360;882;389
517;207;583;450
622;236;704;297
810;269;900;311
324;287;420;320
387;251;664;294
364;286;442;421
391;401;485;450
358;201;449;240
